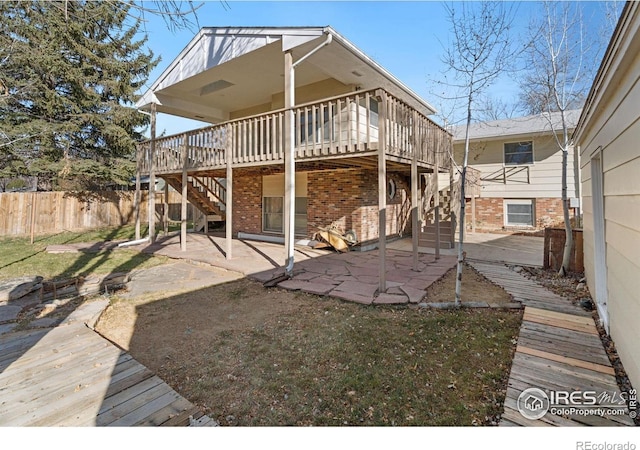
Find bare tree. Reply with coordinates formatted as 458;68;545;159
57;1;206;31
440;1;518;305
519;2;598;276
476;95;519;122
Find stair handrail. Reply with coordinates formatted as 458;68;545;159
190;176;226;206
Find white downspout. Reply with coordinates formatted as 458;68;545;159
284;32;333;276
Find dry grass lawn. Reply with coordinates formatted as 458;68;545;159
97;273;522;426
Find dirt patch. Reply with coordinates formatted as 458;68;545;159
96;271;522;426
424;263;514;305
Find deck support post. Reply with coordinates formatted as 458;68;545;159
225;127;233;259
148;102;157;243
377;90;387;293
411;111;419;271
134;145;141;240
284;50;295;276
181;145;188;252
163;180;169;236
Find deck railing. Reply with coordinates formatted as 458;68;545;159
139;88;452;175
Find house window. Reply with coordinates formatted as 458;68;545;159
504;141;533;165
299;106;333;144
262;197;307;235
359;97;379;128
263;197;284;233
504;199;534;227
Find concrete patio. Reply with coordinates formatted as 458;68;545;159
389;232;544;267
134;232;458;305
137;232;332;276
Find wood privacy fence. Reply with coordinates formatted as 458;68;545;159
0;190;192;237
543;227;584;273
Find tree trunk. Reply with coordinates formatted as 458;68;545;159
455;99;472;306
560;146;573;276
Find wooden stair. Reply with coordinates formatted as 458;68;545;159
163;175;226;226
419;220;454;249
418;174;458;250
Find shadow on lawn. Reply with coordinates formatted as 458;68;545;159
0;220;178;425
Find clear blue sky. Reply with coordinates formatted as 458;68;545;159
136;1;616;136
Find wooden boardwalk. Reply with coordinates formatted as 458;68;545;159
0;299;214;426
470;260;635;427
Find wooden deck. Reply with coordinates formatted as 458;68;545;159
470;261;635;427
0;299;214;426
139;88;452;177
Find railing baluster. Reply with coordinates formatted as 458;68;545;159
355;93;361;151
311;105;317;157
365;93;371;150
336;99;342;154
346;96;352;153
319;103;325;156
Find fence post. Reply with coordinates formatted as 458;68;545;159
30;191;37;244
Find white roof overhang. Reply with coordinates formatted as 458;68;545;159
136;26;436;123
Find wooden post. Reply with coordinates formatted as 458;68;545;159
283;50;296;275
377;90;387;293
135;145;141;240
411;111;419;271
163;180;169;236
148;102;157;243
30;191;36;245
181;145;188;252
225;127;233;259
450;165;455;251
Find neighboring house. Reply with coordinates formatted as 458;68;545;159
573;2;640;391
452;111;582;232
135;27;454;284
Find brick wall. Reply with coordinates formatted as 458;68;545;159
308;169;409;242
230;168;410;241
231;174;262;235
467;197;567;231
535;198;566;229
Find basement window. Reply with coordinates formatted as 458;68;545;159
504;199;534;227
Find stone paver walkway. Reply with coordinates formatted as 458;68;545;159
251;250;458;305
470;260;635;427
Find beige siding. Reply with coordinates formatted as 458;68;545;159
576;5;640;389
453;135;576;199
228;78;353;119
606;246;640;388
270;78;353;109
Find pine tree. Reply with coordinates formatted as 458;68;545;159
0;1;157;190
